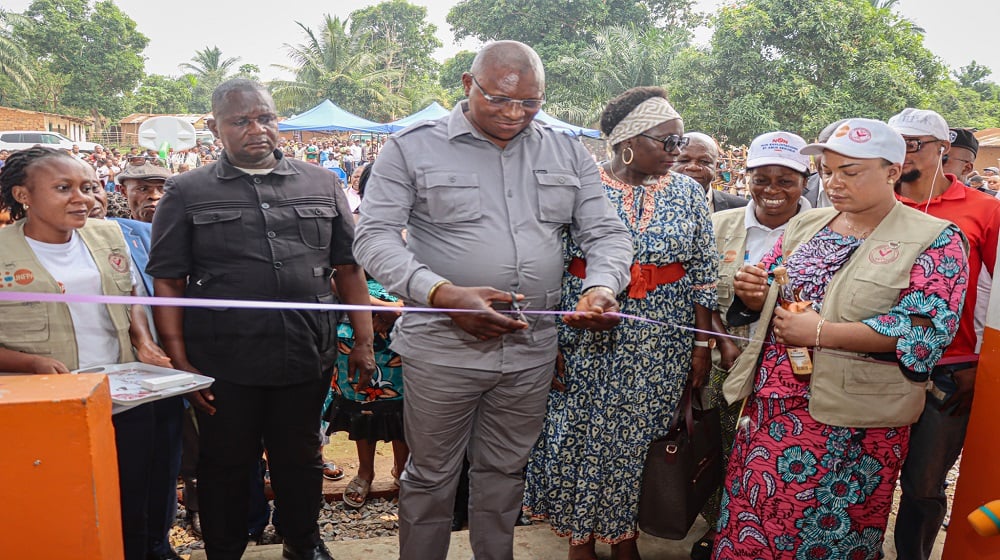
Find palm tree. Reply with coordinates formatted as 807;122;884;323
0;9;34;95
179;46;241;88
271;15;408;121
866;0;925;34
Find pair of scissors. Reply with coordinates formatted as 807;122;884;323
509;291;530;324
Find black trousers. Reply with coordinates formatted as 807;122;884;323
195;375;330;560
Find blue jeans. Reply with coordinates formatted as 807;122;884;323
893;392;969;559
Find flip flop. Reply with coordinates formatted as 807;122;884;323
322;462;345;481
343;476;372;509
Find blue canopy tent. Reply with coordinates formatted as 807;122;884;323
534;110;601;138
278;99;393;133
382;102;450;132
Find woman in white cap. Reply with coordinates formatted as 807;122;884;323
524;86;717;560
714;119;968;559
693;131;813;560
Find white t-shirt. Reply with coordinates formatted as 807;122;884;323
26;232;132;369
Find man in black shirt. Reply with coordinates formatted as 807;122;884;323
148;79;375;560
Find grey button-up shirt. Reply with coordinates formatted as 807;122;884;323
354;102;633;370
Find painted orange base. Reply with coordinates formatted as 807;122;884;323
943;326;1000;558
0;374;122;559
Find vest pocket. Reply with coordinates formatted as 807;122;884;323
842;363;910;395
845;271;908;322
295;206;337;250
0;302;50;343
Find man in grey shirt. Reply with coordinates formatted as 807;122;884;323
353;41;632;560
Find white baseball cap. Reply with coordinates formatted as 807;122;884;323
746;131;810;173
800;118;906;164
887;108;950;141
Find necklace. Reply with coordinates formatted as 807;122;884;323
840;214;873;239
606;160;658;186
607;161;632;186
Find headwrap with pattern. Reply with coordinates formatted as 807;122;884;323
606;96;682;147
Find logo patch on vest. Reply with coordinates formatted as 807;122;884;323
869;243;900;264
108;252;129;274
13;269;33;285
723;250;738;263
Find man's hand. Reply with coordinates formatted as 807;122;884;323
348;341;377;392
563;287;620;331
433;285;527;340
942;366;976;416
733;264;768;312
172;361;215;415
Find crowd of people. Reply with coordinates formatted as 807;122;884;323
0;38;995;560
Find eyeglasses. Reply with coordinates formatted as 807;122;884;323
903;138;943;154
470;76;545;111
638;133;690;152
128;155;166;167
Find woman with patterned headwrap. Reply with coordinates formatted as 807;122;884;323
524;87;718;560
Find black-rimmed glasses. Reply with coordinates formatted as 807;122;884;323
903;138;943;154
470;76;545;111
638;133;690;152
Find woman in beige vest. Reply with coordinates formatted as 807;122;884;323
0;147;174;560
713;119;968;559
694;131;814;560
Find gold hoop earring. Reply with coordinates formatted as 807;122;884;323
621;146;634;165
22;204;29;210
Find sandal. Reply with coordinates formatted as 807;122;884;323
322;462;344;481
391;467;401;487
690;536;713;560
343;476;372;508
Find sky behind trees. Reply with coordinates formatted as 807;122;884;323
4;0;996;82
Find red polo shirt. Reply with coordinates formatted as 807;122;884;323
897;174;1000;358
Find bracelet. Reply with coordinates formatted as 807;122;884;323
426;280;451;307
582;285;616;298
815;318;825;348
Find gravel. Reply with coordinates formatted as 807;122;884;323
171;497;400;558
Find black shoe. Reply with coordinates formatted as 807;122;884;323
282;543;334;560
186;511;201;537
146;549;182;560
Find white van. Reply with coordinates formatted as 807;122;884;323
0;131;100;152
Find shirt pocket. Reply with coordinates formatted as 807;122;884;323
192;209;244;250
424;171;481;223
0;301;50;347
535;171;579;223
842;363;911;395
295;206;338;250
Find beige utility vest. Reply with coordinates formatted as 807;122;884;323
0;219;135;370
723;203;955;428
711;208;749;319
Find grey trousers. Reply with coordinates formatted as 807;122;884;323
397;357;554;560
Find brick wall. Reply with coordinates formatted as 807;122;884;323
0;106;92;141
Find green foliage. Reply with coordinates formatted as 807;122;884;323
351;0;441;78
14;0;148;122
0;10;33;95
439;51;475;105
666;0;945;144
178;46;242;113
127;74;192;115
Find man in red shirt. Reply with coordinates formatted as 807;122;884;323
889;108;1000;559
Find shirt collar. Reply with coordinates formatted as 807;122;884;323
744;197;813;231
446;100;538;144
895;174;966;205
214;149;299;180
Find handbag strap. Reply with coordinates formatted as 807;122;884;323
668;381;697;437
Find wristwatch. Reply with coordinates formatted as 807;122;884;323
693;338;717;349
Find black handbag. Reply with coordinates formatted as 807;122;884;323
637;387;724;540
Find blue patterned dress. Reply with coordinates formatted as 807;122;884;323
714;226;968;560
524;168;718;544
